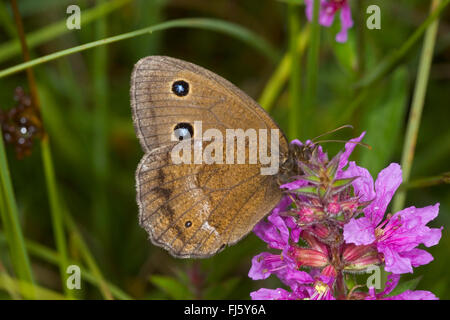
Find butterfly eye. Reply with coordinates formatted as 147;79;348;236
174;123;194;141
172;80;189;97
185;221;192;228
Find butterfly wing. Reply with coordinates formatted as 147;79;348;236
131;56;289;258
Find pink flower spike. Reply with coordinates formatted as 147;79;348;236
304;0;354;43
250;133;441;299
336;2;353;42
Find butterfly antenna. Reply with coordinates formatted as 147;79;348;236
314;139;372;150
311;125;354;142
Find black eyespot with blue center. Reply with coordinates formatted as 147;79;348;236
172;80;189;97
174;123;194;141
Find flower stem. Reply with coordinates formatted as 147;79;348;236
288;4;302;140
303;0;321;137
41;137;72;298
393;0;441;213
331;245;346;299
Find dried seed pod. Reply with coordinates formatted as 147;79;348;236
0;87;43;159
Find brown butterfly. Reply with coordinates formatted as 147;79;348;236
130;56;303;258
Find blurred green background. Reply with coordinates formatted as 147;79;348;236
0;0;449;299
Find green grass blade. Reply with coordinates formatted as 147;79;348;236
149;275;193;300
0;125;35;293
91;0;110;254
0;0;132;63
0;231;131;299
0;262;21;299
0;273;64;300
288;4;302;140
303;0;320;137
0;18;279;79
41;137;72;298
31;80;115;299
64;212;114;300
0;0;17;38
37;85;88;169
393;0;442;212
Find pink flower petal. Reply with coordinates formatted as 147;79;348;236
401;248;434;268
395;204;442;248
387;290;438;300
338;132;366;173
268;214;290;245
340;161;375;202
253;220;285;250
272;196;292;215
248;253;271;280
379;244;413;274
381;274;401;296
250;288;293;300
343;216;376;245
285;270;314;285
335;3;353;42
290;139;303;147
369;163;402;225
305;0;314;21
280;179;308;190
319;3;336;27
285;216;302;242
340;3;354;28
422;226;443;247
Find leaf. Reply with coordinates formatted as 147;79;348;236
294;185;318;196
202;235;262;284
204;277;241;299
149;275;193;300
388;276;422;297
359;67;409;174
332;178;355;189
328;18;357;77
